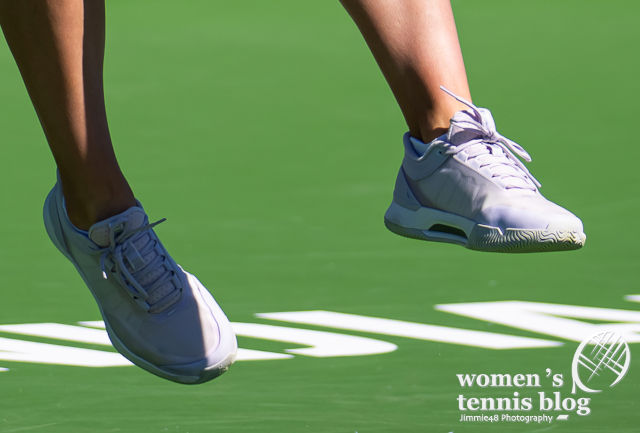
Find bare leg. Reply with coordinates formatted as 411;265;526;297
341;0;471;143
0;0;135;229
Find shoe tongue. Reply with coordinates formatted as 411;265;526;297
447;108;496;146
88;207;147;247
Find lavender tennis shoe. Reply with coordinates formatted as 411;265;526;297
384;87;586;252
43;180;237;383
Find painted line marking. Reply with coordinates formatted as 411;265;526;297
0;319;396;367
0;323;111;345
232;322;397;357
257;310;561;349
436;301;640;343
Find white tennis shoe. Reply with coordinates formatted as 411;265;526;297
43;179;237;383
384;87;585;252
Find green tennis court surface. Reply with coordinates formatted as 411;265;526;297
1;1;638;432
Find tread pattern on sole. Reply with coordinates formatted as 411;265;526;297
467;225;585;253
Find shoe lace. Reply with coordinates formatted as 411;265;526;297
96;218;182;313
439;86;541;191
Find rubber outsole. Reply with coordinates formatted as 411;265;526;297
384;202;585;253
106;320;237;385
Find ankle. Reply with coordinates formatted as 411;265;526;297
61;177;136;230
410;114;450;143
411;126;448;144
410;101;470;143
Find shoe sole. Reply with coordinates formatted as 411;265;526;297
384;201;586;253
108;316;237;385
43;185;237;384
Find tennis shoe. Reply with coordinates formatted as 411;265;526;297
43;179;237;383
384;87;585;252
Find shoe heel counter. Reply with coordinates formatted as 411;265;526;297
43;184;73;260
391;168;421;211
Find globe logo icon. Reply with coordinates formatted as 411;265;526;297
572;331;631;394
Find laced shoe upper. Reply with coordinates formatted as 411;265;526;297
437;86;540;191
88;208;182;314
399;87;583;232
